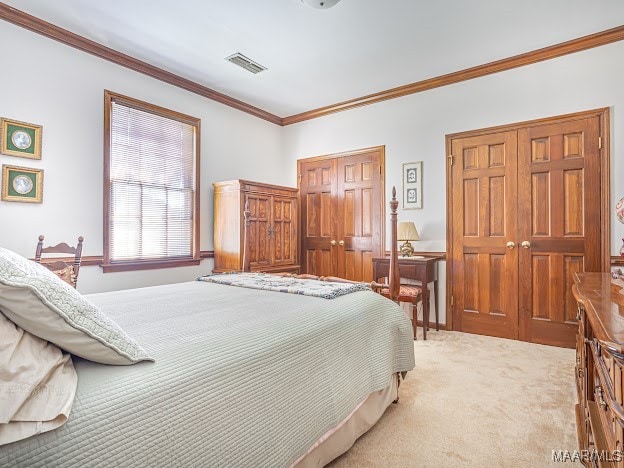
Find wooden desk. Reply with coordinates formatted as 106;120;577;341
372;256;440;338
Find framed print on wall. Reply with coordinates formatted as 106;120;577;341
403;161;422;209
0;118;42;159
1;165;44;203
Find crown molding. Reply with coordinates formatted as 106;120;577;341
1;2;623;127
282;24;624;125
0;3;282;125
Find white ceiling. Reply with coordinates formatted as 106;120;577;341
4;0;624;117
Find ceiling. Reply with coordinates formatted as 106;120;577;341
3;0;624;118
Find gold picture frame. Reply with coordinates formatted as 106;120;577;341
1;165;44;203
0;118;42;159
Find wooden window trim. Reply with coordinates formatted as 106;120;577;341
103;90;201;272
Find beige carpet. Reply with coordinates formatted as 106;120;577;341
329;330;581;467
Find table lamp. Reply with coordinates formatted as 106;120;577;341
397;222;420;257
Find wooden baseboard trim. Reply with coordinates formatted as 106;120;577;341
415;320;447;331
31;250;214;267
200;250;215;259
612;256;624;266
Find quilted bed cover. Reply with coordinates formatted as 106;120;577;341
1;280;415;467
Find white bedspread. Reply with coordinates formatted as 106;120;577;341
0;280;415;467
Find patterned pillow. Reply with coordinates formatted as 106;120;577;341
0;247;153;365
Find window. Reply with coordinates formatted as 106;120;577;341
103;91;200;272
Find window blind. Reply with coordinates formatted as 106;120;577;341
107;98;198;264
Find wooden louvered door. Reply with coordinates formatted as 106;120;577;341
448;110;607;347
450;131;519;339
299;147;385;282
517;118;601;347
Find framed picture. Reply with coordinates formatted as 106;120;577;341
1;118;42;159
2;165;44;203
403;161;422;209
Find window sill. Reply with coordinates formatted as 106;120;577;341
101;258;201;273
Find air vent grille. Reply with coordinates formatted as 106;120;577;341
225;53;267;74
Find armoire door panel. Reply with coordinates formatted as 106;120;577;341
272;196;296;266
246;195;271;268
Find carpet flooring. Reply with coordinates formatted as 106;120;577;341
329;330;581;467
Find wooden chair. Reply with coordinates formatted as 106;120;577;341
35;235;84;288
372;187;423;340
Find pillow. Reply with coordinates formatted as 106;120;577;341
0;247;153;365
0;311;77;445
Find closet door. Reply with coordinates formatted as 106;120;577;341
448;110;606;347
450;131;519;339
336;151;383;281
299;147;385;281
517;117;601;347
300;158;337;277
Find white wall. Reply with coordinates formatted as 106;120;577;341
282;41;624;324
2;19;622;317
0;21;287;293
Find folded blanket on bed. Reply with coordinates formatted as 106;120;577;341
198;272;370;299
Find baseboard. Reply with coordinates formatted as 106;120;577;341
415;320;447;330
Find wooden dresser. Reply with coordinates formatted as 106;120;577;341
213;180;299;274
574;273;624;466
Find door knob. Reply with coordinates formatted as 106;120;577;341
339;240;345;246
521;241;531;249
331;240;337;246
506;241;515;249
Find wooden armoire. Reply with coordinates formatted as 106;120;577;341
213;180;299;274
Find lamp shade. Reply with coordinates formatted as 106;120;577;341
397;222;420;241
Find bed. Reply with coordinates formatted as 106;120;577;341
1;187;414;466
1;276;414;467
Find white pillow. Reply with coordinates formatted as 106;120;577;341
0;247;153;365
0;311;77;445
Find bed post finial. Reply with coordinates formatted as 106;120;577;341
388;186;400;301
242;199;251;273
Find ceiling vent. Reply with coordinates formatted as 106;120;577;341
225;53;267;74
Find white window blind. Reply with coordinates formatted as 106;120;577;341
107;98;198;265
